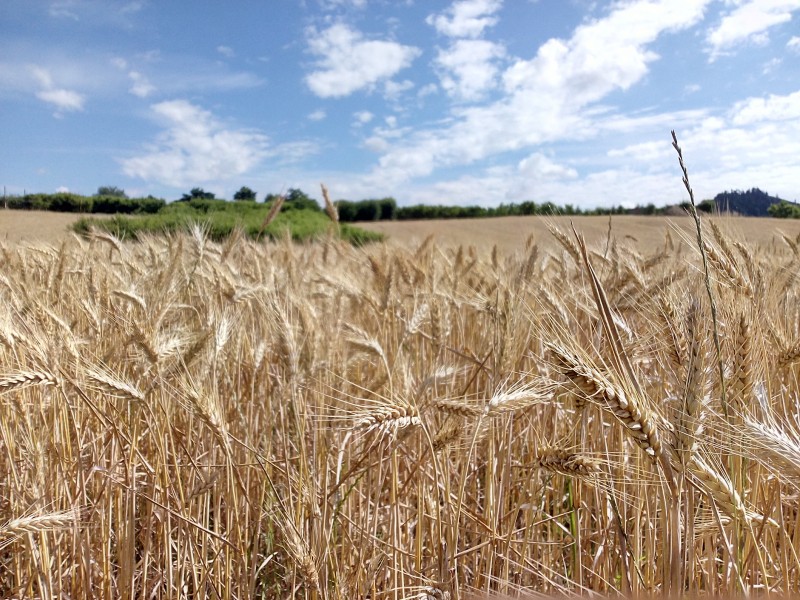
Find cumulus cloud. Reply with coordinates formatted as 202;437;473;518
537;89;800;208
706;0;800;60
30;65;86;113
304;23;420;98
434;39;505;101
121;100;269;188
788;35;800;50
353;110;374;125
217;45;235;58
36;88;85;111
383;79;414;100
128;71;155;97
427;0;503;38
308;109;327;121
369;0;711;184
517;153;577;180
730;89;800;124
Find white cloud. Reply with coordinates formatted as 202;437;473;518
418;83;438;98
353;110;374;125
540;89;800;208
304;23;421;97
36;88;85;111
217;45;235;58
517;153;577;180
30;66;54;88
788;35;800;50
30;65;86;113
369;0;711;184
706;0;800;60
128;70;155;97
427;0;503;38
266;141;320;164
56;186;70;193
363;118;410;153
762;56;782;73
48;0;145;25
434;39;505;101
730;89;800;124
49;1;79;20
308;109;327;121
383;79;414;100
120;100;269;188
319;0;368;7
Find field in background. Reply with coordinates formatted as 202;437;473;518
2;220;800;597
0;210;103;243
5;209;800;251
359;214;800;253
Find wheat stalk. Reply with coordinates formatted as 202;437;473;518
533;446;602;478
0;369;58;392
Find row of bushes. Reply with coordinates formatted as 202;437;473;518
72;200;384;246
3;193;165;214
166;197;319;216
768;200;800;218
334;198;636;222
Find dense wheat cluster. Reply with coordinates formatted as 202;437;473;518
2;221;800;599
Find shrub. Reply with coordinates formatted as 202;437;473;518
48;193;92;213
768;200;800;219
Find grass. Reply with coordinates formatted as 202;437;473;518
3;213;800;597
71;199;384;246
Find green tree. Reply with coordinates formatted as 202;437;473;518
96;186;127;198
233;186;257;201
284;188;320;211
768;200;800;218
697;199;716;213
180;187;215;202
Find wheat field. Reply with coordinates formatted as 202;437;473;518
1;220;800;599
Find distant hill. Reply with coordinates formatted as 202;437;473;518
710;188;784;216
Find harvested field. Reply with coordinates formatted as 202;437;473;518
0;210;97;243
1;219;800;597
359;214;800;253
4;208;800;254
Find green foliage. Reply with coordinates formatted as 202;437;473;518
180;187;216;202
696;199;716;213
48;193;92;213
3;192;165;214
233;186;257;201
283;188;321;211
96;186;127;198
92;195;165;214
335;197;632;222
768;200;800;219
72;201;383;245
337;198;397;222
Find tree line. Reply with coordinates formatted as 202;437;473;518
5;184;799;219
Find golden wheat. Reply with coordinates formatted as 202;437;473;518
0;219;798;597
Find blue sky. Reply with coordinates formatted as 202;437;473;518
1;0;799;208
